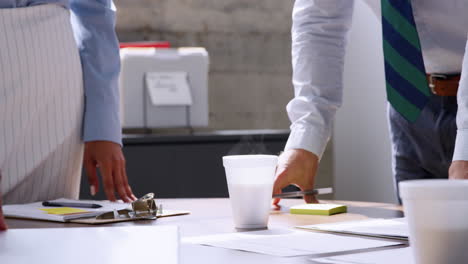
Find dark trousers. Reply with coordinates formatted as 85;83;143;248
389;95;458;203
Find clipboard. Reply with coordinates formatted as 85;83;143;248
71;209;190;224
4;194;190;225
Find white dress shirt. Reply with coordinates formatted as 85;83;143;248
285;0;468;161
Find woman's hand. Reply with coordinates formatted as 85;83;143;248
83;141;137;203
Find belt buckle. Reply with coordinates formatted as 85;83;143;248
428;74;447;95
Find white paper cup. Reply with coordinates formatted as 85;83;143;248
222;155;278;230
399;180;468;264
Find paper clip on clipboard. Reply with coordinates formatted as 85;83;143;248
96;193;162;220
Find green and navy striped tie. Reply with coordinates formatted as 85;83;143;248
381;0;430;122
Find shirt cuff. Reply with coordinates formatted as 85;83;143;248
83;96;122;146
453;129;468;161
284;125;330;160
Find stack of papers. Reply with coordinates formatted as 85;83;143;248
297;218;409;240
183;228;403;257
39;207;103;221
3;199;120;222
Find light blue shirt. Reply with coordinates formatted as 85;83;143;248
0;0;122;145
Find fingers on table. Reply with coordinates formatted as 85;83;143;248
121;163;137;201
100;158;135;203
0;216;6;231
84;158;99;196
100;161;117;202
272;168;289;208
0;198;6;231
114;160;134;203
272;198;281;209
273;166;318;205
272;167;291;195
304;193;318;204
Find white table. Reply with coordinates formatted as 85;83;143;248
5;198;406;263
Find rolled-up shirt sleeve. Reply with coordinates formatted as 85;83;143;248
285;0;354;159
453;35;468;161
69;0;122;145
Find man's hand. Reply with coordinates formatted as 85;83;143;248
272;149;320;208
0;173;6;231
84;141;137;203
449;161;468;179
0;198;6;231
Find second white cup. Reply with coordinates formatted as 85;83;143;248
400;179;468;264
222;155;278;230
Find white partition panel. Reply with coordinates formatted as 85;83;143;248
333;1;396;203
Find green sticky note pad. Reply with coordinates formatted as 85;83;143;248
290;204;347;216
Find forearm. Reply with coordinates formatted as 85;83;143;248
70;0;122;145
285;0;355;158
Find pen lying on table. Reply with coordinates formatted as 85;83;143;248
273;187;333;198
42;201;103;209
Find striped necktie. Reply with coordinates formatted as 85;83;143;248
381;0;430;122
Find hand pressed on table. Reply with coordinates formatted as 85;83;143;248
0;172;7;231
272;149;320;208
449;160;468;180
0;199;6;231
84;141;137;203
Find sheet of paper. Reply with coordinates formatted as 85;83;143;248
311;247;413;264
183;229;403;257
0;226;179;264
297;218;409;240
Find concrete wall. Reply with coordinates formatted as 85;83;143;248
114;0;334;196
115;0;293;130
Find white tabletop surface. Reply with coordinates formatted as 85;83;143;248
4;198;406;264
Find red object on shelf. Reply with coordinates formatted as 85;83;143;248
119;41;171;49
